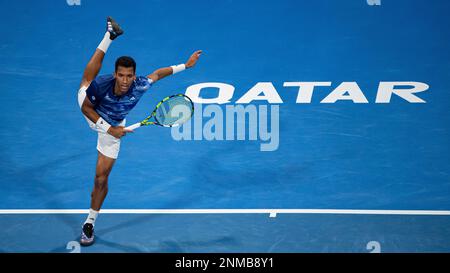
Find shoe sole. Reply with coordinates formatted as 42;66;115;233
107;18;124;38
80;239;95;246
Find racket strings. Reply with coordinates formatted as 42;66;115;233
155;95;193;127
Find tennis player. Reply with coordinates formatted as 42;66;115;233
77;16;202;246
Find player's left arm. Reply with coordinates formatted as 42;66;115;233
147;50;202;83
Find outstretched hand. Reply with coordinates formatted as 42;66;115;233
185;50;202;68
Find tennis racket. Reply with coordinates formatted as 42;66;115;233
125;94;194;130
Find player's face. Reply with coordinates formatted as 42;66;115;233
114;66;136;95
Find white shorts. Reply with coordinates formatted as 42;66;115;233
78;86;125;159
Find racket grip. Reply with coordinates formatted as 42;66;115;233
125;123;141;130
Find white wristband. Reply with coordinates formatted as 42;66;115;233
171;64;186;74
96;117;111;133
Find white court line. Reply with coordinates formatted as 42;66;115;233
0;209;449;215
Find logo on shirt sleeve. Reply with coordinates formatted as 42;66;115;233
91;96;96;101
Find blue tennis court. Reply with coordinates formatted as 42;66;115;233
0;0;449;253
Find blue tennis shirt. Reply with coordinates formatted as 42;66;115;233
86;74;153;126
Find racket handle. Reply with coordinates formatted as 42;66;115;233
125;123;141;130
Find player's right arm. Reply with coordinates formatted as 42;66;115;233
81;97;130;138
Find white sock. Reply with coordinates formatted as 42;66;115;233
97;32;112;53
84;208;99;226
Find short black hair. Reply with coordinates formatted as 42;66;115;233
115;56;136;73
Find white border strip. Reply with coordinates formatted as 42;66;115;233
0;209;449;215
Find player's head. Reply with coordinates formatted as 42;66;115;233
114;56;136;95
